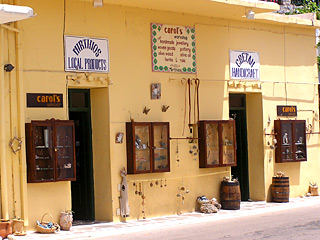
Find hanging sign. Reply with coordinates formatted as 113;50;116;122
27;93;63;108
64;35;109;73
151;23;196;74
229;50;260;80
277;105;297;117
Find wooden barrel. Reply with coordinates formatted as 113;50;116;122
271;177;289;202
220;181;241;210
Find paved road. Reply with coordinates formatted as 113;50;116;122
102;204;320;240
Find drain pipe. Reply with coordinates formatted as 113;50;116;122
15;21;29;225
0;27;9;220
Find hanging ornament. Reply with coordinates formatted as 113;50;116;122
139;183;142;195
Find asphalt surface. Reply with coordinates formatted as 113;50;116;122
104;204;320;240
8;196;320;240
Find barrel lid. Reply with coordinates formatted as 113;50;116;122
273;176;289;179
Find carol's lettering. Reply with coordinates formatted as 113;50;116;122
282;107;296;113
164;27;182;35
37;95;61;103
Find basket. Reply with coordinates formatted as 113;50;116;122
36;213;60;234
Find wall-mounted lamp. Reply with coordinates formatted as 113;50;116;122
4;64;14;72
246;9;255;20
93;0;103;7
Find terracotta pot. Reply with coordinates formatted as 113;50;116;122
59;212;73;230
0;220;12;238
12;219;24;233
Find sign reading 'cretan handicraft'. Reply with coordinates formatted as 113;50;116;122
229;50;260;80
151;23;196;73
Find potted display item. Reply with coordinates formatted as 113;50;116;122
59;210;73;230
12;219;25;235
0;220;12;239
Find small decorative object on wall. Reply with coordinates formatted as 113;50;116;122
9;136;22;154
161;105;170;112
151;83;161;99
115;132;124;143
143;106;151;115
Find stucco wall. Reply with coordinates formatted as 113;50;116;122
14;0;319;228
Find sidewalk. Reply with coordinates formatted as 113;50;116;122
8;196;320;240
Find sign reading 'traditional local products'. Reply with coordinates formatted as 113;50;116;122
64;36;109;73
229;50;260;80
151;23;196;74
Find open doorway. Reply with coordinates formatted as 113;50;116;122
229;94;249;201
68;89;95;221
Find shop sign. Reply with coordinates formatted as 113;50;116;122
151;23;196;74
229;50;260;80
64;35;109;73
27;93;63;108
277;105;297;117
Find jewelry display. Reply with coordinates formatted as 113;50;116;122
26;120;76;183
199;121;236;168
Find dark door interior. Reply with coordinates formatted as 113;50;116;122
229;94;250;201
69;89;95;221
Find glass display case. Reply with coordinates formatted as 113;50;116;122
274;120;307;163
198;120;237;168
126;122;170;174
26;119;76;183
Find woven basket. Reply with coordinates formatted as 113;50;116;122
36;213;60;234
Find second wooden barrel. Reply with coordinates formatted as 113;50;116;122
271;177;289;202
220;181;241;210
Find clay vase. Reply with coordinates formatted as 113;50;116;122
0;220;12;238
12;219;24;234
59;212;73;230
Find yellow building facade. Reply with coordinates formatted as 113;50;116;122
0;0;319;230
